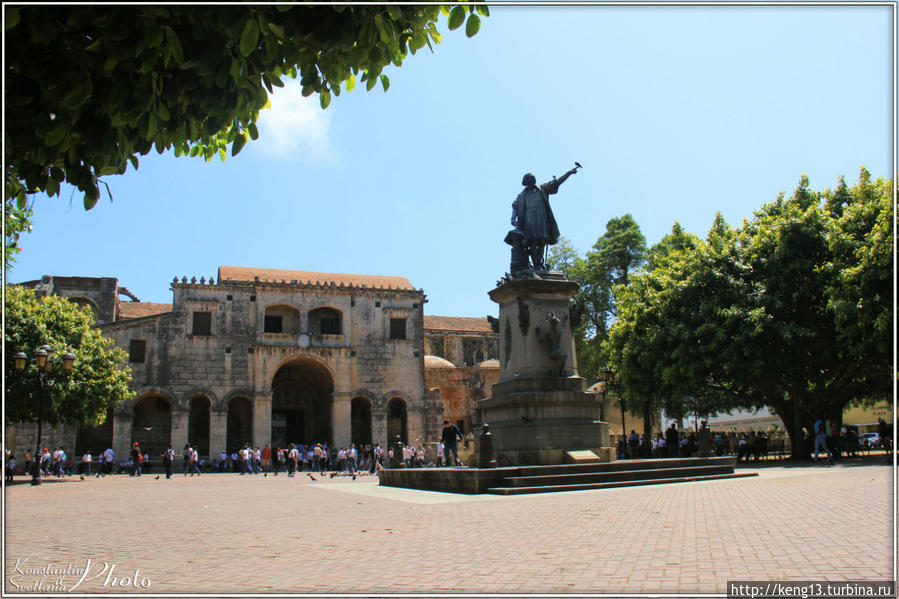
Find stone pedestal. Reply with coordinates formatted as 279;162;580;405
475;275;614;466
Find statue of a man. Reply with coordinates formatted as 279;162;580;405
506;168;578;275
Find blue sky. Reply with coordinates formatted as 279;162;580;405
10;4;895;319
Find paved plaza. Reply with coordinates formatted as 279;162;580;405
3;461;895;595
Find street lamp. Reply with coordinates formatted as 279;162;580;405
601;367;626;439
13;346;76;485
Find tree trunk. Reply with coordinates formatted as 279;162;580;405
642;403;653;458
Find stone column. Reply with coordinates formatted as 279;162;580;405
253;393;271;448
332;392;351;447
170;407;189;451
112;411;133;462
209;407;228;457
372;407;387;448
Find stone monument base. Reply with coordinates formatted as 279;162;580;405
475;276;615;467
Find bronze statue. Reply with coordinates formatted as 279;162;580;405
505;163;580;278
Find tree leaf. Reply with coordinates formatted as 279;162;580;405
231;132;247;156
165;26;184;65
247;122;259;140
5;7;19;30
239;19;259;57
380;74;390;92
267;22;286;39
46;177;59;197
346;72;356;92
320;90;331;109
465;14;481;38
448;6;466;31
83;187;99;210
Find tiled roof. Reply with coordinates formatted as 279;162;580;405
118;302;172;320
423;315;495;334
217;266;415;290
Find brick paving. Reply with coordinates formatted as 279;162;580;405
3;462;895;595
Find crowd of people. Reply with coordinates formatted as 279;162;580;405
614;417;894;464
3;421;470;482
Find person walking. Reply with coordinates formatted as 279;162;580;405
182;444;192;475
163;444;175;479
130;442;143;476
287;444;299;477
262;444;271;473
441;420;463;467
814;417;832;464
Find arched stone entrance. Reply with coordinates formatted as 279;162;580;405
351;397;372;445
76;409;114;456
131;396;172;457
226;397;253;454
386;397;408;444
189;396;211;457
271;358;334;447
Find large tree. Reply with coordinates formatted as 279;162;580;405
4;285;134;427
606;170;894;460
4;4;487;264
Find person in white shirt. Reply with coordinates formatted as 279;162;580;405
188;446;201;476
436;441;445;467
80;452;92;477
346;444;358;474
164;444;176;479
337;448;346;472
287;444;299;477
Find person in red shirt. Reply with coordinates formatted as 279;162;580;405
262;444;271;473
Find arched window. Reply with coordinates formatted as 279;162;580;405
309;307;342;335
69;297;99;321
131;396;172;457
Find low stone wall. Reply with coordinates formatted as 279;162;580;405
377;466;516;494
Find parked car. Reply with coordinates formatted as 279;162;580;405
859;432;880;448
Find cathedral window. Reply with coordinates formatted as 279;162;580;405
390;318;407;340
192;311;212;336
264;315;283;333
129;339;146;363
309;307;342;335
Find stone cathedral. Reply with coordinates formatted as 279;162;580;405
7;267;499;461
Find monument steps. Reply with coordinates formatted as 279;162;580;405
485;457;756;495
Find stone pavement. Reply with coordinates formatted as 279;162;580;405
3;462;895;595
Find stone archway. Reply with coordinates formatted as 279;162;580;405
189;396;211;457
351;396;373;445
226;397;253;454
386;397;408;445
271;358;334;447
76;409;114;456
131;396;172;457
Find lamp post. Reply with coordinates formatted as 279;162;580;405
13;346;76;486
601;367;625;439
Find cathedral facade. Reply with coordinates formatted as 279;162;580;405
8;267;499;461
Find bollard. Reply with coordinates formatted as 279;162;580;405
478;423;497;468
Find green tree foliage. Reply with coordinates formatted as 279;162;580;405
4;4;487;261
606;169;894;460
547;216;647;385
4;285;134;427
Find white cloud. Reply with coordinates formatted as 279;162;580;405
255;82;339;163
